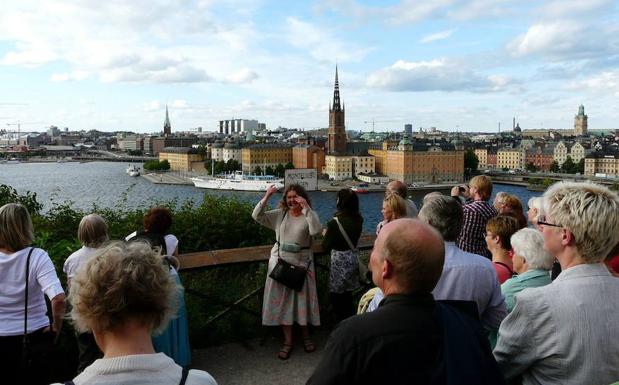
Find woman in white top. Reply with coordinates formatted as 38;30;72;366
63;214;109;372
0;203;66;385
58;242;217;385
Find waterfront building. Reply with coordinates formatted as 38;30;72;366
292;145;325;175
574;105;588;136
525;146;555;171
324;155;353;180
487;152;497;169
584;150;619;177
570;142;587;163
554;141;568;166
210;142;224;161
497;147;524;170
241;143;292;173
474;148;488;169
152;136;198;156
163;105;172;136
159;147;204;172
222;143;242;162
369;138;464;184
117;135;143;152
143;136;154;155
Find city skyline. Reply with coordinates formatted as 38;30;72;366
0;0;617;133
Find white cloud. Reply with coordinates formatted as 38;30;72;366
507;22;584;57
536;0;613;18
567;71;619;96
224;68;259;84
286;17;372;62
420;29;456;44
366;58;515;93
51;71;90;82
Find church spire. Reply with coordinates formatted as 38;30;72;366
332;65;341;111
163;104;171;135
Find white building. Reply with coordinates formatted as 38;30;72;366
219;119;259;135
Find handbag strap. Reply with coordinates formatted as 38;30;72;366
23;247;35;338
333;217;357;252
179;367;189;385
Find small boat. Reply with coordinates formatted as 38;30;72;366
6;158;20;164
351;186;369;194
127;164;140;177
129;170;140;177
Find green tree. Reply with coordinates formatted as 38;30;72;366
561;156;576;174
213;160;225;175
265;166;274;175
549;161;560;173
577;158;585;174
253;166;262;175
275;163;285;177
464;150;479;174
284;162;294;170
160;159;170;170
226;159;241;172
525;162;538;172
197;145;207;157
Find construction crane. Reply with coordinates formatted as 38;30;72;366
6;121;44;145
363;119;401;131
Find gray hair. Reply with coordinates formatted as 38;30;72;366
510;228;554;270
419;196;463;242
78;214;109;248
422;191;443;205
543;181;619;263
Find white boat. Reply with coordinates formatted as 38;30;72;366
126;164;140;177
6;158;20;164
191;171;284;192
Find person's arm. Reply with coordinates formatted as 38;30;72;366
296;196;322;236
321;219;336;253
252;185;280;230
481;272;508;331
50;293;66;337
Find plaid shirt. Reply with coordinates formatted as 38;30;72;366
457;200;497;259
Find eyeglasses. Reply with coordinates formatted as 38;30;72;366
537;215;562;228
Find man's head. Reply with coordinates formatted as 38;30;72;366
419;196;463;242
369;218;445;295
541;181;619;264
469;175;493;201
386;180;408;199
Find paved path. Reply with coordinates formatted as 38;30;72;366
191;329;330;385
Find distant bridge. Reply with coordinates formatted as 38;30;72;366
73;150;157;163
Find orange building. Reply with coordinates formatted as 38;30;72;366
292;145;325;175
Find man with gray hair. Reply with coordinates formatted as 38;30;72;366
386;180;418;217
366;196;507;332
494;181;619;385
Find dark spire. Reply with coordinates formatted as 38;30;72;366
163;104;171;134
332;64;341;111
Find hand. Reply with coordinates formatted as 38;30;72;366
295;196;308;209
265;184;278;198
450;186;460;197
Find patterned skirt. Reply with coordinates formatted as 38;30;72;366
329;249;360;294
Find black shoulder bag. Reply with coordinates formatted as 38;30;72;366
268;210;310;292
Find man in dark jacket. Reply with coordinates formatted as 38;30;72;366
307;218;504;385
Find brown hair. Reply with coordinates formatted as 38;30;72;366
278;184;312;209
78;214;109;248
486;215;520;250
0;203;33;251
143;206;173;234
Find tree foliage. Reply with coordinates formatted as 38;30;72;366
144;160;170;171
561;156;578;174
525;162;538;172
549;161;560;173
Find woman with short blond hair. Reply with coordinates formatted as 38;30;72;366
376;194;407;234
0;203;66;385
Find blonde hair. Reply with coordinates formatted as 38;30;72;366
78;214;109;248
69;241;178;334
543;181;619;263
0;203;33;251
470;175;493;200
384;194;407;219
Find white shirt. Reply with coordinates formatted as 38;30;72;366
54;353;217;385
0;247;65;335
63;246;100;279
125;232;179;275
367;242;507;330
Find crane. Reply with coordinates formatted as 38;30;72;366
363;119;400;131
6;121;44;145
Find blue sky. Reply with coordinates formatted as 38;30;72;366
0;0;617;133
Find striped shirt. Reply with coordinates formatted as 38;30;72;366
457;200;497;259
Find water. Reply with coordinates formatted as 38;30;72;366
0;162;539;232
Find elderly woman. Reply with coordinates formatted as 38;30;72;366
0;203;66;385
376;194;407;234
501;228;553;312
63;214;109;372
126;206;190;367
253;183;321;360
322;189;363;322
60;242;217;385
485;215;520;284
527;197;543;229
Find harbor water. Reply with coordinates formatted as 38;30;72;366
0;162;540;233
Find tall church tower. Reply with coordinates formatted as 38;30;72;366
163;105;172;136
327;65;346;155
574;104;588;136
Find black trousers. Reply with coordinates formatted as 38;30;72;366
0;327;54;385
330;291;354;323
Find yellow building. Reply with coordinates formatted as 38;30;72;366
159;147;204;172
584;153;619;177
369;139;464;184
497;148;524;170
324;155;353;180
474;148;488;169
241;144;292;173
353;155;375;175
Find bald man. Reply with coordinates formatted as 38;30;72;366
386;180;418;217
307;219;504;385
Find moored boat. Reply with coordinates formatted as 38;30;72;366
191;171;284;192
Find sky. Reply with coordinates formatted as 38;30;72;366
0;0;617;134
